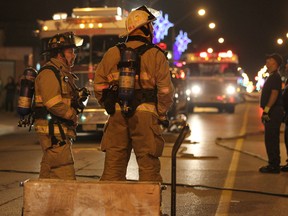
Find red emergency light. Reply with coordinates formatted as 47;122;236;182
180;71;186;79
157;42;167;50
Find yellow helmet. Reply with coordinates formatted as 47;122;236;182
121;5;159;37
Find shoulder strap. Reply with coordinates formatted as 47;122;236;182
38;65;62;88
135;43;154;56
154;45;168;59
116;42;127;52
37;65;67;144
135;43;167;59
116;42;163;89
116;42;164;56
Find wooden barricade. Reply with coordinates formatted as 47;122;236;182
22;179;161;216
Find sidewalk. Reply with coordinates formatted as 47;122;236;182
0;110;20;136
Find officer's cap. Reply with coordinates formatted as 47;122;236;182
266;53;283;66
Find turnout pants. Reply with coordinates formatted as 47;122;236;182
100;111;165;182
37;134;76;180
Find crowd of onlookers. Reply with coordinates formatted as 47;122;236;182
0;76;19;112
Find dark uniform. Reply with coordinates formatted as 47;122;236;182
281;80;288;171
260;70;284;171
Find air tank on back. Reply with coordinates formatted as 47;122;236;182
118;47;138;114
17;67;38;127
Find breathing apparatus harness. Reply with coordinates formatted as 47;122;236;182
18;64;89;146
101;36;166;118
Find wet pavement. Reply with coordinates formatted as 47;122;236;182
1;103;288;216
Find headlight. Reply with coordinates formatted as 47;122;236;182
185;89;191;96
80;114;87;121
191;85;201;95
226;85;236;95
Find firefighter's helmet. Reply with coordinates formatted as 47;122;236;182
43;32;83;54
121;5;160;37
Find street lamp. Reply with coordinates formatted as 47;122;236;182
218;37;224;44
277;38;284;45
208;22;216;29
272;35;288;58
207;47;213;53
198;9;206;16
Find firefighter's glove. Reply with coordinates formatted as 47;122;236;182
71;100;82;114
261;106;270;124
72;87;90;114
103;85;118;115
77;87;90;110
70;112;78;127
158;116;170;128
78;87;90;102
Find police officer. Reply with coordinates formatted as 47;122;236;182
94;5;174;182
259;53;284;174
34;32;84;179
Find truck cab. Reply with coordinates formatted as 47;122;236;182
35;7;127;132
180;50;244;113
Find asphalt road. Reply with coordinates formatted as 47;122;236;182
1;102;288;216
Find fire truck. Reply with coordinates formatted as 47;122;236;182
179;50;245;113
35;7;127;132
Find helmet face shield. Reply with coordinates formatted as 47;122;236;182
74;35;84;47
64;32;84;47
136;5;160;21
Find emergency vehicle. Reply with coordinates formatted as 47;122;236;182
179;50;244;113
35;7;127;132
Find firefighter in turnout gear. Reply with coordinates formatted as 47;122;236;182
94;5;174;182
34;32;84;179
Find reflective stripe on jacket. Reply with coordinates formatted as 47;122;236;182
34;58;77;138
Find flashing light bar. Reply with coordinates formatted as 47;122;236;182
199;51;234;59
53;13;68;20
185;50;238;63
72;7;122;17
218;50;233;58
199;50;234;59
200;52;208;58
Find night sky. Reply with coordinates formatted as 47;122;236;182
0;0;288;79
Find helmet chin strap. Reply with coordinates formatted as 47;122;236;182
127;35;151;44
60;51;70;66
140;25;153;42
